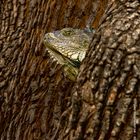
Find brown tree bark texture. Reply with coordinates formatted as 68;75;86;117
0;0;139;140
66;1;140;140
0;0;107;139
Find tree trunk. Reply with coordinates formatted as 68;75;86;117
0;0;139;140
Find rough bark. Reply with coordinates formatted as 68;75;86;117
0;0;139;140
60;1;140;139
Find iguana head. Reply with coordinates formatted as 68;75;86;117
43;27;93;80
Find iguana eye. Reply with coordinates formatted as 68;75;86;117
82;40;89;47
61;28;75;36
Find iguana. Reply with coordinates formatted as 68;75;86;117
43;27;94;81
